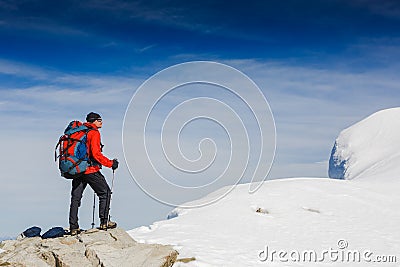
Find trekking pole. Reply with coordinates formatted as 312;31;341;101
91;193;96;229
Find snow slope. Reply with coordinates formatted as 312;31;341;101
129;109;400;266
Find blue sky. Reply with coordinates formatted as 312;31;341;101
1;0;400;237
1;0;400;72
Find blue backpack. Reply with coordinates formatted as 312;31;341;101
22;226;41;238
42;227;67;239
55;121;92;179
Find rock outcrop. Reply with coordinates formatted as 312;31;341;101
0;228;177;267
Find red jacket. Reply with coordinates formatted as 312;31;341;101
84;122;113;174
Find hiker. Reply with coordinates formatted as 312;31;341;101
68;112;119;235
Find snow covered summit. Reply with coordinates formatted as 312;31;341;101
329;107;400;180
129;108;400;266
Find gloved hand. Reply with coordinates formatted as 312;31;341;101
112;159;119;170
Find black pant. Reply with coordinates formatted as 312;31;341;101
69;171;111;229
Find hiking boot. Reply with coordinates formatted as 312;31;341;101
70;228;81;236
99;220;117;230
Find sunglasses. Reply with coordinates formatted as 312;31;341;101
96;118;103;122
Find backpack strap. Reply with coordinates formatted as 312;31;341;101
66;158;84;173
55;139;61;162
85;129;99;167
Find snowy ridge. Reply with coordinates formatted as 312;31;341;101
329;107;400;180
129;108;400;266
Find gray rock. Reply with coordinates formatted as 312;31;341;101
0;228;178;267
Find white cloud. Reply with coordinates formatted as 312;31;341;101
0;59;52;80
0;59;142;130
136;44;157;53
